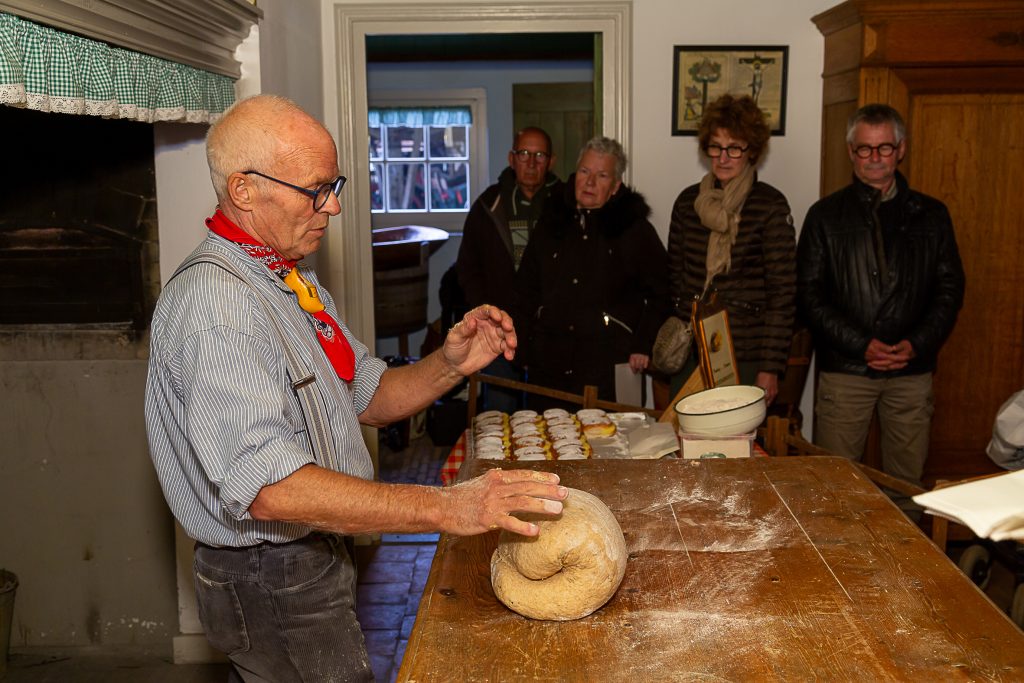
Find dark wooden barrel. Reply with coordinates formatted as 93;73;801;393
373;259;430;337
371;226;448;339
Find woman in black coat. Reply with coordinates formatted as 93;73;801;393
515;136;669;406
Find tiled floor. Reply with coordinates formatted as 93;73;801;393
355;538;437;682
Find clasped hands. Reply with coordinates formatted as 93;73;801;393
865;338;915;371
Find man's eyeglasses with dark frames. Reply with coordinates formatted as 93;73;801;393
851;143;898;159
512;149;551;162
703;144;749;159
243;171;347;211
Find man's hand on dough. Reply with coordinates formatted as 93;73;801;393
440;468;567;537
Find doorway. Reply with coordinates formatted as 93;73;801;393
364;33;597;360
321;2;633;349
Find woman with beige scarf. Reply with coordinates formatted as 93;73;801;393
666;94;796;404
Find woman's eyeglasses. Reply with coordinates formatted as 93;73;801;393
703;144;749;159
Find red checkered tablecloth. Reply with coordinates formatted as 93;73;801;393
440;430;468;486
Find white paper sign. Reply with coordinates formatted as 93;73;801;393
614;363;653;408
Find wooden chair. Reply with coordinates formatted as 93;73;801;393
767;327;813;430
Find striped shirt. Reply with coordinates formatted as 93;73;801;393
145;235;386;547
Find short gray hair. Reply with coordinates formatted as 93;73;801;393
846;104;906;145
206;94;306;202
576;136;627;180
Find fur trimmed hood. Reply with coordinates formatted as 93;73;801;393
539;174;653;239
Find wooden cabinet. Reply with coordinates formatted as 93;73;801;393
813;1;1024;482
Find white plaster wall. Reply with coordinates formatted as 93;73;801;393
258;0;323;119
630;0;836;428
153;123;219;286
631;0;833;241
0;360;178;648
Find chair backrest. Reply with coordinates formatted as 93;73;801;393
770;327;813;422
466;373;660;421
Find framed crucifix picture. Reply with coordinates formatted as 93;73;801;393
672;45;789;136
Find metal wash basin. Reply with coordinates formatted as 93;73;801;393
371;225;449;270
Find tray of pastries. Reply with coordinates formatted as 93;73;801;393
471;408;631;461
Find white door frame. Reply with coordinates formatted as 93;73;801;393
320;1;632;347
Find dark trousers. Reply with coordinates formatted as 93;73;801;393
193;533;373;683
480;355;524;414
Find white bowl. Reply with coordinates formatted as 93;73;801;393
674;385;767;437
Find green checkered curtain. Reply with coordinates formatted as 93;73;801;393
0;11;235;122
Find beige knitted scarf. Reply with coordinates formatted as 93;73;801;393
693;163;755;289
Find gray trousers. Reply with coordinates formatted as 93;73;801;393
193;533;374;683
814;371;934;513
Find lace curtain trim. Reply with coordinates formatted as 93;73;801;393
0;12;235;123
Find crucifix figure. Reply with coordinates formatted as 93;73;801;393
738;53;775;104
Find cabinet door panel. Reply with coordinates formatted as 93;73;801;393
910;93;1024;478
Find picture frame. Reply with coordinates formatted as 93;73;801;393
696;308;739;388
672;45;789;136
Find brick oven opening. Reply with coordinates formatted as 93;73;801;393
0;106;159;334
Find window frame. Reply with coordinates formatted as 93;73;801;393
367;88;488;232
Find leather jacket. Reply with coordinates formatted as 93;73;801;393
797;172;965;377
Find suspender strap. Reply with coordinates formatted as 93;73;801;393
169;252;342;472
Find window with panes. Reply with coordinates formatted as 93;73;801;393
369;117;471;214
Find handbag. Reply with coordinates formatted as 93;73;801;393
652;315;693;374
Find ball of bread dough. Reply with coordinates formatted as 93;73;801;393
490;488;627;620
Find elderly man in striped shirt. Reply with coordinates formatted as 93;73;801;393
144;94;567;682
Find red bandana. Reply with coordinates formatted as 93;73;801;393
205;209;355;382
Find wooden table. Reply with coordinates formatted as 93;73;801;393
398;456;1024;681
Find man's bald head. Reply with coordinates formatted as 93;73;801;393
206;95;332;203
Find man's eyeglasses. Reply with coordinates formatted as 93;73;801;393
851;143;898;159
704;143;749;159
243;171;347;211
512;149;551;163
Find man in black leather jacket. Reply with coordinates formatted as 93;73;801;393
797;104;965;513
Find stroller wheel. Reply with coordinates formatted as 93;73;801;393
958;544;992;590
1012;583;1024;629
